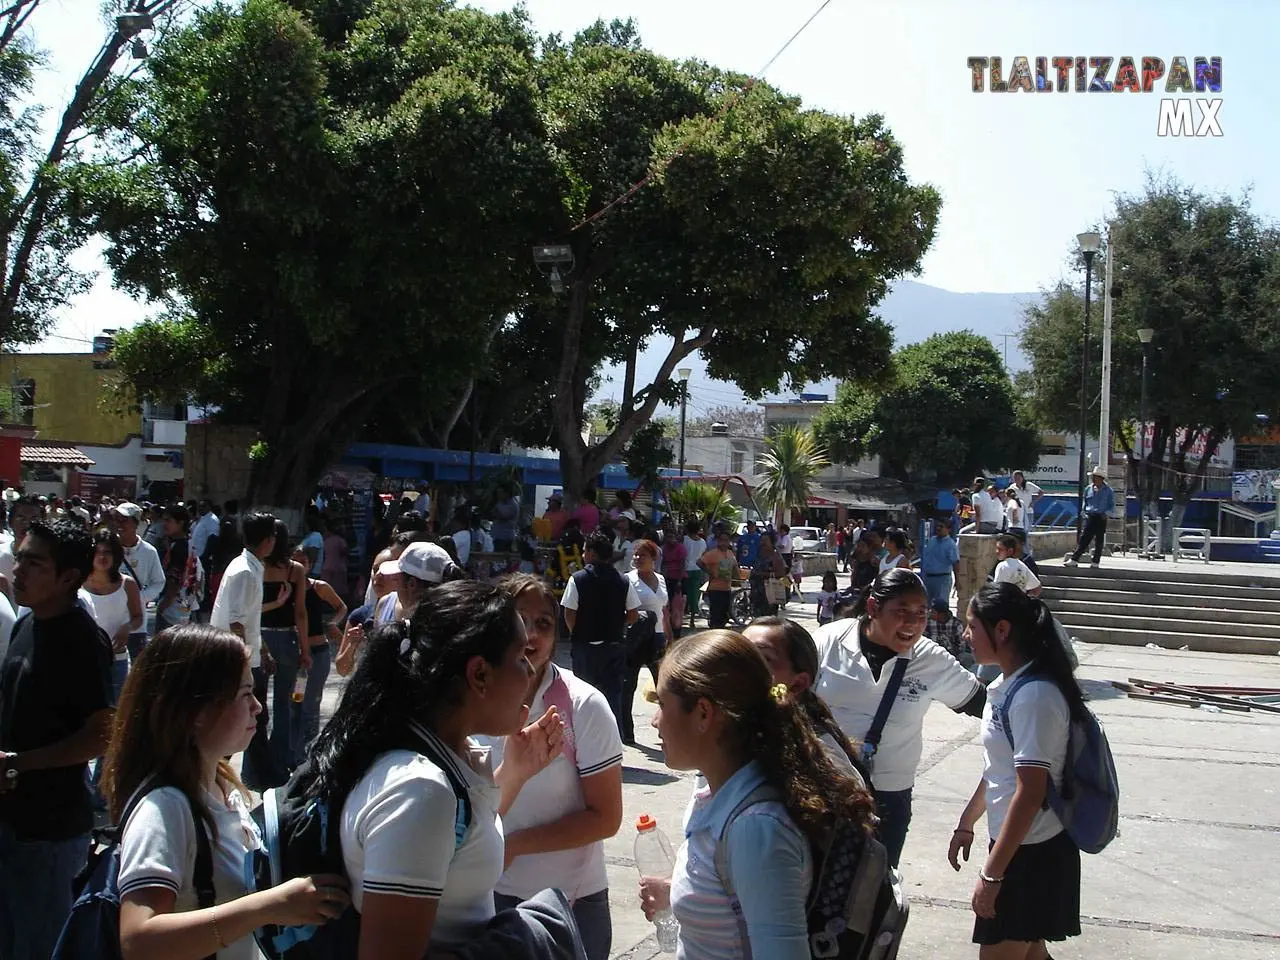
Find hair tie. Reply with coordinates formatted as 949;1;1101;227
770;683;789;704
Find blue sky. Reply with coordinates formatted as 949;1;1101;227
28;0;1275;350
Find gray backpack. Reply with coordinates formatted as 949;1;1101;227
714;785;908;959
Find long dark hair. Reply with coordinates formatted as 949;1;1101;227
661;629;876;845
103;624;248;835
265;519;294;567
850;566;927;618
970;582;1088;722
748;617;866;776
92;527;124;583
303;580;521;801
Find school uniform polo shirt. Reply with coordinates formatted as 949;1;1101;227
813;618;982;792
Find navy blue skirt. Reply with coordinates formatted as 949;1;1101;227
972;829;1081;945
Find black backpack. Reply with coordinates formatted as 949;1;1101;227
248;724;473;959
53;780;216;960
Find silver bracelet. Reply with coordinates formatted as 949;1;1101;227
979;870;1003;884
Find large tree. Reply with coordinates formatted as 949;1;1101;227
813;331;1040;486
1019;177;1280;525
539;22;940;505
82;0;562;505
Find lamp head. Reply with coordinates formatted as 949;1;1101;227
677;368;692;382
1077;231;1102;255
1137;327;1155;344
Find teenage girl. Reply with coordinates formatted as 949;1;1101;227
879;530;910;573
107;624;349;960
488;573;625;960
289;545;347;766
639;629;876;960
949;583;1084;959
296;580;564;959
812;568;986;868
80;528;144;702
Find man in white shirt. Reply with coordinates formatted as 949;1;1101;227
189;499;221;562
0;496;42;605
107;502;167;657
974;483;1005;534
1011;471;1044;524
210;511;278;789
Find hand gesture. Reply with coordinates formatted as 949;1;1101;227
112;627;130;655
971;875;999;919
502;705;564;785
300;641;314;672
948;828;973;871
278;580;293;605
638;876;671;922
269;874;351;926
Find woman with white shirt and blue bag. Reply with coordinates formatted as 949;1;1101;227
812;568;986;868
638;629;878;960
949;582;1085;957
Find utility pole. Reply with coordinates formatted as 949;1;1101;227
1098;225;1115;480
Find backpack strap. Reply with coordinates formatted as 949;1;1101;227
542;665;577;770
997;670;1057;812
861;657;909;765
712;783;781;960
408;722;473;850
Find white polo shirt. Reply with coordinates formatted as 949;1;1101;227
813;618;982;792
482;665;623;900
993;557;1041;594
983;665;1068;844
975;491;1004;526
209;549;264;667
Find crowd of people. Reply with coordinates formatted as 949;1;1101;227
0;482;1089;960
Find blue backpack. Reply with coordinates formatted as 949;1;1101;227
1000;672;1120;854
53;781;216;960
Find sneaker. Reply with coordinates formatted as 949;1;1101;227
1063;558;1078;567
1090;561;1100;568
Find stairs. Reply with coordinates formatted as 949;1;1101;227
1039;563;1280;656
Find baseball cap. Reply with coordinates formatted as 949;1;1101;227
395;541;455;583
112;501;144;520
930;598;951;613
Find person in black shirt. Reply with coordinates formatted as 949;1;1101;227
0;517;113;958
560;534;641;732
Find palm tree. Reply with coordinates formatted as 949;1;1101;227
756;426;829;525
665;480;741;530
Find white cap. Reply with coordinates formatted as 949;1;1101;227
396;541;456;583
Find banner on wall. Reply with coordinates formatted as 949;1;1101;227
1232;470;1280;503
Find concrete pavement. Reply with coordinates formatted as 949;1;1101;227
314;576;1280;960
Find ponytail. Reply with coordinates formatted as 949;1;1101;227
851;566;927;618
970;582;1088;722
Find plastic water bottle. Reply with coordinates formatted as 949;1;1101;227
634;814;679;952
292;668;307;704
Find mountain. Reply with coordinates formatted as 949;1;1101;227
594;279;1040;411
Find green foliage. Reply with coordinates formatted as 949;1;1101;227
1018;176;1280;504
621;420;674;494
665;479;739;529
755;425;828;519
248;440;269;462
814;331;1039;485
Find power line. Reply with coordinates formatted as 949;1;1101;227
571;0;838;231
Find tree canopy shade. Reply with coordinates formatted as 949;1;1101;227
813;331;1040;487
1018;177;1280;517
82;3;938;505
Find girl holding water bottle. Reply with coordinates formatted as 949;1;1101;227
639;629;876;959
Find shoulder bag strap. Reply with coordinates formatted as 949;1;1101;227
409;730;473;851
713;783;782;960
861;657;910;762
542;666;577;769
997;671;1055;811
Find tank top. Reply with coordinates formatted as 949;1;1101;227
304;582;334;643
80;580;132;660
260;579;296;630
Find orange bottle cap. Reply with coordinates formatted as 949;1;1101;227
636;814;657;831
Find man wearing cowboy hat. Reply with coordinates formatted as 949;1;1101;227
1065;466;1116;568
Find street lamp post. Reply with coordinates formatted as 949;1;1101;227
1137;327;1155;514
677;368;692;477
1076;231;1102;537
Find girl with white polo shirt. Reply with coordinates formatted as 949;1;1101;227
639;629;876;960
295;580;565;959
949;582;1084;956
812;567;986;868
487;573;624;960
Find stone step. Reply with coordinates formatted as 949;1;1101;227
1038;563;1280;590
1040;585;1280;613
1038;572;1280;601
1049;597;1280;627
1061;623;1280;656
1056;609;1280;638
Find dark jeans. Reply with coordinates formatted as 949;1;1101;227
241;664;281;790
976;521;1000;535
0;824;90;960
494;889;612;960
126;630;149;660
572;642;627;734
707;589;732;629
291;642;331;767
90;657;130;809
1073;513;1108;563
263;628;302;779
620;612;663;743
874;787;913;869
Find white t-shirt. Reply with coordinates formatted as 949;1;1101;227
777;533;792;554
812;619;982;792
1015;480;1043;502
341;724;503;948
983;665;1069;844
683;536;706;573
482;665;623;900
1005;499;1023;528
627;569;669;636
993;557;1041;594
613;537;635;574
118;783;265;960
0;591;16;662
976;492;1004;526
453;529;473;565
